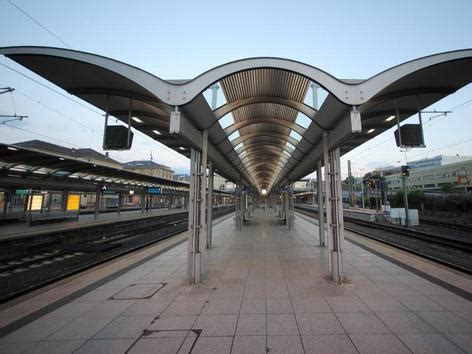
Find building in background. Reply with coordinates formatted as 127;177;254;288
213;174;226;190
385;159;471;192
173;174;190;182
123;160;174;180
15;140;122;168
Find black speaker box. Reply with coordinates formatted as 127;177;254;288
394;124;424;147
104;125;133;150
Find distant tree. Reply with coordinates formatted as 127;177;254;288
391;191;404;207
440;183;454;193
408;190;425;210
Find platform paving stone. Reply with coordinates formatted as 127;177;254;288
349;333;411;354
375;311;436;334
231;335;266;354
415;310;472;333
1;209;472;353
296;313;345;335
94;315;154;339
336;312;391;334
266;313;300;335
235;314;266;336
266;296;293;313
398;333;464;354
302;334;358;353
23;339;85;354
267;335;305;354
73;338;135;354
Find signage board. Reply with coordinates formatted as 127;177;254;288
67;194;80;211
147;187;162;195
394;124;425;148
28;195;43;211
15;188;31;195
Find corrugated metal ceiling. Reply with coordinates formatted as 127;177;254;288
220;69;310;191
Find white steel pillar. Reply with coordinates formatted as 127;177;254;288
206;161;214;248
323;133;334;277
117;192;122;215
241;190;246;222
187;146;207;284
140;191;146;214
317;161;326;247
286;184;294;229
325;144;344;283
235;185;242;230
199;130;208;278
94;189;101;218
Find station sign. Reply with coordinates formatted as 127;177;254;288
147;187;162;195
15;188;31;195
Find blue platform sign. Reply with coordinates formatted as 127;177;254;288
147;187;162;195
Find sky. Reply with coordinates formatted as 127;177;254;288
0;0;471;178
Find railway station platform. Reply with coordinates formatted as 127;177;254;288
0;209;471;353
0;208;188;241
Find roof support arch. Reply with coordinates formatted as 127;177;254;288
224;118;306;136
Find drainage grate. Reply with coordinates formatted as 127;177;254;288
125;329;202;353
109;283;166;300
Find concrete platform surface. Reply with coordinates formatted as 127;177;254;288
0;209;471;353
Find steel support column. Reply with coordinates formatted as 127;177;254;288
187;147;206;284
325;143;344;283
141;191;146;214
235;185;242;230
94;189;101;218
206;161;214;248
286;184;294;229
199;129;208;275
317;161;326;247
241;190;246;222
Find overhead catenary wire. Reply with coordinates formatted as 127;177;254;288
409;137;472;159
2;123;82;148
7;86;101;134
7;0;72;49
0;68;187;163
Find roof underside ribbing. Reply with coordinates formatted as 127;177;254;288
220;69;311;191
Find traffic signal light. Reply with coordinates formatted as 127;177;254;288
401;165;410;177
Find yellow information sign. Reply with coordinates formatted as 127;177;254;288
67;194;80;211
29;195;43;211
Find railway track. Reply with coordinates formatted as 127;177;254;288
295;205;472;274
420;218;472;233
0;208;232;303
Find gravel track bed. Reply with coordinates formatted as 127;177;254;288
295;206;472;273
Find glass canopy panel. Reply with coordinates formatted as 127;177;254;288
219;112;234;129
228;131;240;142
295;112;311;129
290;130;302;142
302;82;329;110
202;81;228;109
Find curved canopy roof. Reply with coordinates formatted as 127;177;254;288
0;143;189;190
2;46;472;194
